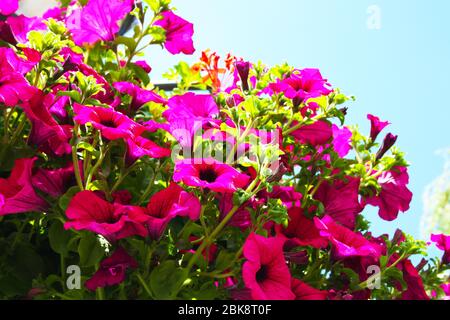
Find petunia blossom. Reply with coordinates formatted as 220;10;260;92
291;278;328;300
242;233;295;300
364;166;413;221
66;0;134;46
173;158;250;193
0;158;48;216
125;136;171;165
6;15;47;44
290;120;333;146
332;124;352;158
65;191;148;241
73;103;145;140
113;81;167;112
0;0;19;16
430;234;450;264
163;92;219;122
397;259;430;300
367;114;390;142
32;163;76;198
154;10;195;55
85;247;138;291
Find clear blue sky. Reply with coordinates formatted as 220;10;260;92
147;0;450;243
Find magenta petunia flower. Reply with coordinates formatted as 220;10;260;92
314;215;382;259
65;191;148;241
291;278;328;300
364;166;413;221
0;158;48;216
242;233;295;300
278;207;328;249
268;68;332;106
290;120;333;146
173;158;250;193
0;47;37;75
128;183;201;240
154;10;195;55
113;81;167;112
66;0;134;46
397;259;430;300
73;103;145;140
218;193;252;230
314;176;363;230
32;163;76;198
367;114;390;142
431;234;450;264
263;186;302;209
332;124;352;158
164;92;219;122
85;247;138;291
0;0;19;16
133;60;152;73
125;136;171;165
6;15;47;44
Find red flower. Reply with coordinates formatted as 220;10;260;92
242;233;295;300
291;278;328;300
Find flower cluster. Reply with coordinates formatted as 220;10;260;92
0;0;449;300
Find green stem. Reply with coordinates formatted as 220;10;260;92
137;166;157;205
71;125;84;190
136;273;153;298
85;144;111;188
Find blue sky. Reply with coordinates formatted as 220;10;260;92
147;0;450;243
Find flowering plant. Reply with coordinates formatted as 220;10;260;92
0;0;449;300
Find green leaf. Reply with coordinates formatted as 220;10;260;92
78;233;105;267
49;221;73;257
58;186;81;212
149;261;186;299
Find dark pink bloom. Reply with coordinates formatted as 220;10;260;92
154;10;195;55
242;233;295;300
66;0;134;46
43;6;64;20
291;278;328;300
133;60;152;73
128;183;201;240
32;163;76;198
314;215;381;259
431;234;450;264
268;68;332;106
173;158;250;193
218;193;252;230
85;247;138;291
0;47;37;74
0;0;18;16
332;124;352;158
7;15;47;43
375;133;398;160
314;176;363;230
65;191;148;241
73;103;145;140
126;136;171;165
278;207;328;249
164;92;219;122
397;259;429;300
290;120;333;146
113;81;167;112
365;166;413;221
367;114;390;142
235;60;250;91
0;158;47;216
263;186;302;209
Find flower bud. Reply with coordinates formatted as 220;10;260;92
236;60;250;91
375;133;398;161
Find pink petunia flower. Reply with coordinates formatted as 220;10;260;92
133;60;152;73
364;166;413;221
125;136;171;165
66;0;134;46
0;0;19;16
218;193;252;230
32;163;76;198
397;259;430;300
430;234;450;264
154;10;195;55
128;183;201;240
0;158;48;216
314;176;363;230
164;92;219;122
73;103;145;140
291;278;328;300
367;114;390;142
314;215;382;259
6;15;47;44
332;124;352;158
173;158;250;193
85;247;138;291
290;120;333;146
64;191;148;241
242;233;295;300
113;81;167;112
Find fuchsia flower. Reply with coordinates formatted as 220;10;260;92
32;163;76;198
291;278;328;300
6;15;47;44
113;81;167;112
73;103;145;140
263;186;302;209
164;92;219;122
242;233;295;300
430;234;450;264
126;136;171;165
314;176;363;230
332;124;352;158
218;193;252;230
290;120;333;146
0;0;18;16
397;259;430;300
173;158;250;193
367;114;390;142
128;183;201;240
268;68;332;106
314;215;381;259
65;191;148;241
365;166;413;221
154;10;195;55
66;0;134;46
85;247;138;291
0;158;47;216
133;60;152;73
